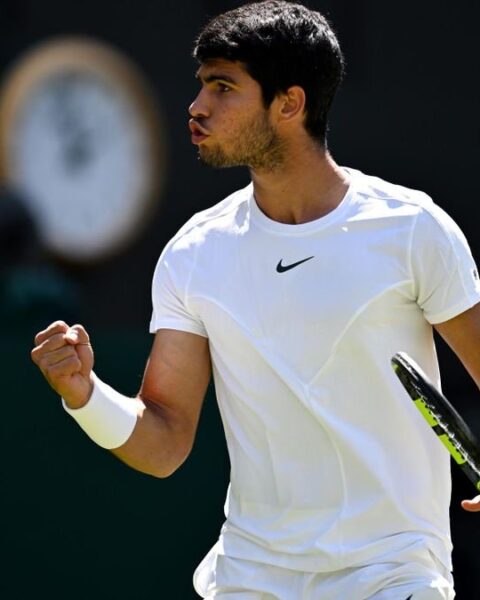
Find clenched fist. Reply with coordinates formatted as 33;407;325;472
31;321;94;409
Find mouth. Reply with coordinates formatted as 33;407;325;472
189;119;210;145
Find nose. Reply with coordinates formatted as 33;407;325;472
189;88;209;118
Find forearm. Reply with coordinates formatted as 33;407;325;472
112;396;195;478
64;375;195;478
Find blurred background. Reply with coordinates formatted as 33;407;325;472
1;0;479;598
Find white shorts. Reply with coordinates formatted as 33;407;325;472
193;545;454;600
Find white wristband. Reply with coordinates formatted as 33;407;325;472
62;373;138;449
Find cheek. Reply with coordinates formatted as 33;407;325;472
214;114;238;137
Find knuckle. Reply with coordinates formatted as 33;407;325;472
34;329;48;345
30;347;40;364
48;321;69;337
34;321;68;345
38;355;51;372
51;320;68;329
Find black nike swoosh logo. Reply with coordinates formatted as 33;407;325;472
276;256;314;273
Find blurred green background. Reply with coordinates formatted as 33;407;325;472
3;323;228;599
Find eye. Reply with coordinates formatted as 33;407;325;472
217;82;232;93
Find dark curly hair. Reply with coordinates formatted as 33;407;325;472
193;1;345;146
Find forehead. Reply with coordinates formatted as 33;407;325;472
196;58;253;83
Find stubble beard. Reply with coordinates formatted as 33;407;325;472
198;111;285;172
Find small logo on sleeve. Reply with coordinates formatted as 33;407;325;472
472;267;480;289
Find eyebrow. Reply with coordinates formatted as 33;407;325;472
195;71;238;85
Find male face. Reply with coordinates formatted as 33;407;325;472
189;59;285;172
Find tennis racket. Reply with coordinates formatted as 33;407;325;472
391;351;480;491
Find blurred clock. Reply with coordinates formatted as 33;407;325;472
0;37;165;263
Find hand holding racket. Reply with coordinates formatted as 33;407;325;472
391;351;480;512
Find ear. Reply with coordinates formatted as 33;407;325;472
276;85;306;124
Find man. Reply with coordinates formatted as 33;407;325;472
31;2;480;598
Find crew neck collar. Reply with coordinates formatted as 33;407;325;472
248;168;357;236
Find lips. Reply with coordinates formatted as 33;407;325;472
189;120;210;144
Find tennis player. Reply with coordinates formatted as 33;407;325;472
31;2;480;598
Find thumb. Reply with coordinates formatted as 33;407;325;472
65;324;94;379
64;324;90;346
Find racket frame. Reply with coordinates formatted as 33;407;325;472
391;351;480;491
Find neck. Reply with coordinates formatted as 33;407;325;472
250;139;350;225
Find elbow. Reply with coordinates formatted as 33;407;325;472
122;400;198;479
150;467;179;479
113;438;192;479
148;463;180;479
145;443;193;479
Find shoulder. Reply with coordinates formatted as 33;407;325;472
164;184;251;256
349;167;433;211
349;168;468;247
350;167;458;228
151;185;251;289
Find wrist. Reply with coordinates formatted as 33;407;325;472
61;376;94;410
62;373;138;449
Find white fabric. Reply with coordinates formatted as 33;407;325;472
150;168;480;586
62;373;138;449
194;543;453;599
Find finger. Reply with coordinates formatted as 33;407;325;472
64;324;90;346
34;321;69;346
32;332;69;355
31;333;71;366
461;495;480;512
34;345;79;370
41;353;83;382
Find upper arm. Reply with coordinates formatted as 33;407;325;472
112;328;211;476
434;302;480;388
140;328;211;437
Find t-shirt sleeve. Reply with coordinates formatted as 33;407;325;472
149;246;207;337
411;204;480;324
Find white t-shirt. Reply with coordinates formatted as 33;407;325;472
150;168;480;575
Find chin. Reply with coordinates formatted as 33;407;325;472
198;148;239;169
